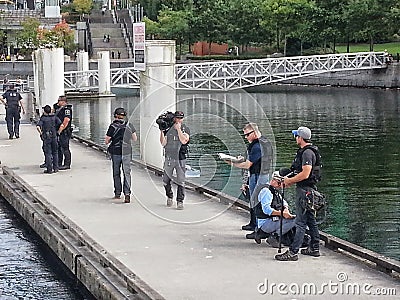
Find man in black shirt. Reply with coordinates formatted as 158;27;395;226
105;107;137;203
0;84;25;139
159;111;190;210
275;126;321;261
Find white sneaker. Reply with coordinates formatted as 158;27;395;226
177;202;184;210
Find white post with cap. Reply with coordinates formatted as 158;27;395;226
139;40;176;169
98;51;111;95
32;48;65;109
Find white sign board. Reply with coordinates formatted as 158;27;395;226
133;22;146;71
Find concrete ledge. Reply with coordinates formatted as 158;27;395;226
0;166;164;300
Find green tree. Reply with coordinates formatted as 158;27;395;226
157;8;190;58
16;18;41;56
73;0;93;20
261;0;314;55
192;0;229;55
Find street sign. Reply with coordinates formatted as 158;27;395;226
133;22;145;71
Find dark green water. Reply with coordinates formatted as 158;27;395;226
70;85;400;261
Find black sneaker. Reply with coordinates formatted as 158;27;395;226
241;224;255;231
300;247;320;257
15;134;19;139
266;234;280;248
124;195;130;203
43;170;53;174
39;163;46;168
246;231;256;239
8;135;13;139
59;165;71;170
254;230;269;244
275;250;298;261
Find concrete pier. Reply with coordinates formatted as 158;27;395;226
0;124;398;299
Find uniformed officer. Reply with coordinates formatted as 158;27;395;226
0;84;25;139
55;95;73;170
36;105;61;174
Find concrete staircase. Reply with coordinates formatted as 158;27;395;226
88;10;132;59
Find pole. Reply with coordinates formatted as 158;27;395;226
278;182;285;253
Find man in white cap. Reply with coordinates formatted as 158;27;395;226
275;126;322;261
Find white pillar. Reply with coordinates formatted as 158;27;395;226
77;51;89;88
139;40;176;169
98;51;111;95
32;48;64;109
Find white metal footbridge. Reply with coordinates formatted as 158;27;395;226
64;52;388;92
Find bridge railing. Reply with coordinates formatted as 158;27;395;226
63;52;387;91
64;67;139;90
175;51;387;91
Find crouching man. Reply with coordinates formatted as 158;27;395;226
253;171;296;246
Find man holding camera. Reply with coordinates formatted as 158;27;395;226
275;126;321;261
159;111;190;210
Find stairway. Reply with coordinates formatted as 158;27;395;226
88;10;132;60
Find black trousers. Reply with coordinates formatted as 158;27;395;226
5;107;20;137
42;137;59;172
58;131;71;167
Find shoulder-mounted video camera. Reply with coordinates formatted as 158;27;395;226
156;111;176;131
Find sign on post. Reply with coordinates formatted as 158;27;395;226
133;22;146;71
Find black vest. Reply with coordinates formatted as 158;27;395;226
248;136;273;175
41;115;58;139
254;184;284;219
290;145;322;187
55;105;72;131
4;90;20;108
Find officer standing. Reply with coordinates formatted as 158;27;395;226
36;105;61;174
0;84;25;139
55;95;73;170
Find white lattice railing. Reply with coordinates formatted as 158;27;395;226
64;52;387;91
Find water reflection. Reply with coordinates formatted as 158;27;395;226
68;86;400;260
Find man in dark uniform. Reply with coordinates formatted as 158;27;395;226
36;105;61;174
159;111;190;210
0;84;25;139
55;95;73;170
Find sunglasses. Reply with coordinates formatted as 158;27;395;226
244;131;254;137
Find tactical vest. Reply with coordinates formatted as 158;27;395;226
56;105;73;131
4;90;20;108
164;124;189;160
41;115;58;139
248;136;273;175
253;184;284;219
290;145;322;187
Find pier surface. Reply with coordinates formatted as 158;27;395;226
0;124;398;299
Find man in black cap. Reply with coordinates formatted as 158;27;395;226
275;126;322;261
105;107;137;203
0;84;25;139
159;111;190;210
36;105;61;174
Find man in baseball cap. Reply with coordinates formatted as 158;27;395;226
291;126;311;141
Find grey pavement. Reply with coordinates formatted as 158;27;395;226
0;124;398;300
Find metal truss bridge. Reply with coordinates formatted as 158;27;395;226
64;52;387;92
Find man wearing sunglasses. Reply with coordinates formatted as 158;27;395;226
226;123;273;238
275;126;321;261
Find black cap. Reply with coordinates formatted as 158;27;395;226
114;107;126;116
174;111;184;118
42;105;52;114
